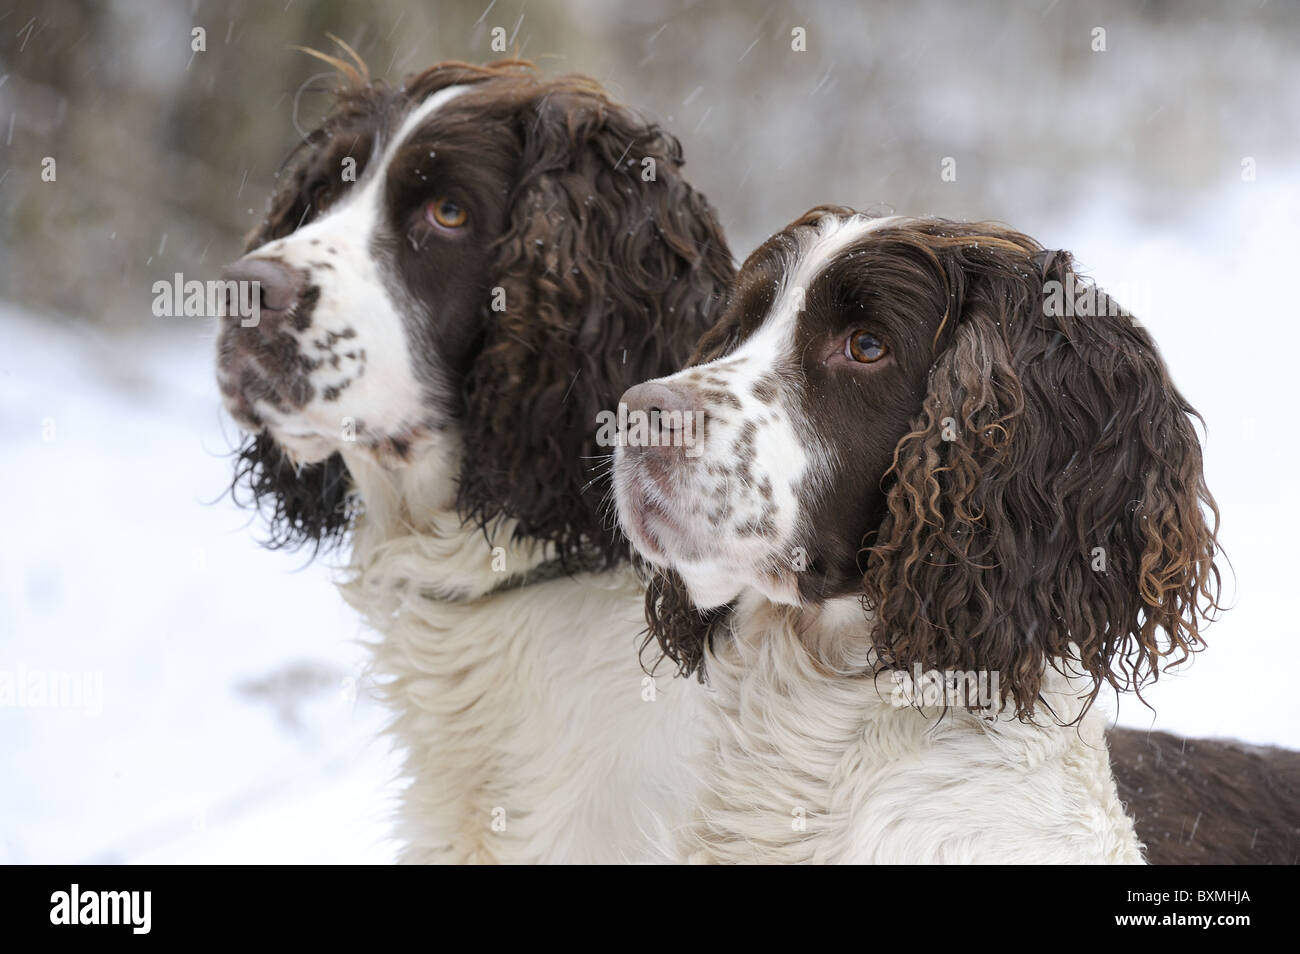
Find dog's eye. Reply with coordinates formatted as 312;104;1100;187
845;330;888;363
427;196;468;230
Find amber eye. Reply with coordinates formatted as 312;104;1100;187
845;330;888;363
427;196;468;230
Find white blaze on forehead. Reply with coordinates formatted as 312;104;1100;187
689;213;908;417
273;84;472;246
749;213;906;360
370;85;472;189
334;83;472;222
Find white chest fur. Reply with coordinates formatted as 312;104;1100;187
675;597;1144;864
343;511;705;863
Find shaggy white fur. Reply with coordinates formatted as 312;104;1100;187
338;443;704;863
337;441;1140;863
670;594;1143;864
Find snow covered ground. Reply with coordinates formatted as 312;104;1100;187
1;172;1297;863
0;312;399;863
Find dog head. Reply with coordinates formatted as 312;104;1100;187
218;59;732;561
615;209;1222;718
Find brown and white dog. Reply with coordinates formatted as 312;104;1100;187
217;57;732;862
614;208;1225;862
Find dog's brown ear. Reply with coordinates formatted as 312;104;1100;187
456;81;733;567
862;238;1223;721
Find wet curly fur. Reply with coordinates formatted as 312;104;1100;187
641;213;1222;723
230;432;354;551
228;59;732;566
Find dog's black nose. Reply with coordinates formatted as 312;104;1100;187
221;256;305;314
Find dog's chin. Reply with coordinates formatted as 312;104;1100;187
616;481;802;610
264;427;337;466
237;400;443;470
616;493;668;564
615;472;697;566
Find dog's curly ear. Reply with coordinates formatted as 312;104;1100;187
457;82;733;567
863;239;1223;721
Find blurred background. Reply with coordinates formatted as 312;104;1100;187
2;0;1297;862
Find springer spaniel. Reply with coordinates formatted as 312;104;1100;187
614;208;1224;863
216;55;732;862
